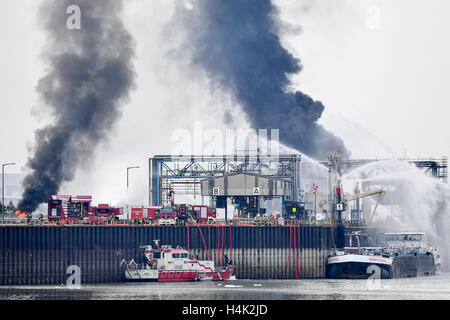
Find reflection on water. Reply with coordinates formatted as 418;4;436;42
1;273;450;300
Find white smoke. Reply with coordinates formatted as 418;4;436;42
343;159;450;271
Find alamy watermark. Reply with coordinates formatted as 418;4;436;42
66;5;81;30
66;265;81;289
366;5;382;30
170;122;280;165
366;264;382;290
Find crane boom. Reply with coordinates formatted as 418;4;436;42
326;152;386;226
343;188;385;227
344;189;385;202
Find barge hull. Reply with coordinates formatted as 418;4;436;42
326;254;436;279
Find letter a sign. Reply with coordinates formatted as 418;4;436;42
253;187;260;195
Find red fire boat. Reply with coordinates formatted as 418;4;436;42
121;240;235;282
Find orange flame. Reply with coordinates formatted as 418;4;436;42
15;210;28;219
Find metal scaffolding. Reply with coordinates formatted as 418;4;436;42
149;154;302;206
319;157;448;183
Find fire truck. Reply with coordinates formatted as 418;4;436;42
173;204;217;224
131;206;178;225
83;204;122;224
90;203;122;217
158;207;178;225
47;195;122;224
190;205;216;223
130;204;217;225
131;206;161;224
47;195;92;223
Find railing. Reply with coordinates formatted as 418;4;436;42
0;217;343;227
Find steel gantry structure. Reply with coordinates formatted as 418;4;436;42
149;154;302;206
319;157;448;183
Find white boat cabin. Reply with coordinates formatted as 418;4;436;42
385;231;425;250
142;245;216;272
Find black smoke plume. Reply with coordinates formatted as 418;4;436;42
175;0;349;159
19;0;135;212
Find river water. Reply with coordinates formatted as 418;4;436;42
1;273;450;300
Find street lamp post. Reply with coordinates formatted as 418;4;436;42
2;162;15;216
126;166;140;221
127;166;140;190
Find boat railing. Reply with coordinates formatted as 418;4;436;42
342;246;390;256
120;259;151;271
385;246;426;256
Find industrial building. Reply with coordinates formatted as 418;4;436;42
149;154;304;220
200;172;292;219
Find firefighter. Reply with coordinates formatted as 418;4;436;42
224;254;232;267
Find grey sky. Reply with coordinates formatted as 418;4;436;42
1;0;449;205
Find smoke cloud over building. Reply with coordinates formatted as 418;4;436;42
18;0;135;212
174;0;349;160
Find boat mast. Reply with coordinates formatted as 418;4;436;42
327;153;344;224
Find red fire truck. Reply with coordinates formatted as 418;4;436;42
90;203;122;217
131;206;161;223
82;204;122;224
130;205;183;225
158;206;178;225
190;205;216;223
130;204;216;225
131;206;179;225
47;195;92;223
48;195;122;224
160;204;216;224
